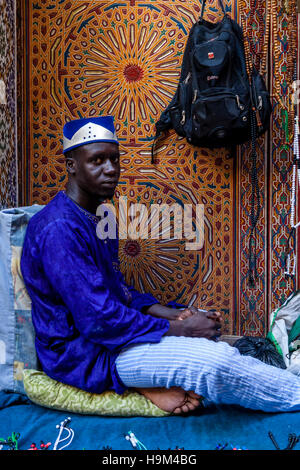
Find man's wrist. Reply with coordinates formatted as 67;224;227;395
141;303;160;315
163;319;184;337
143;303;179;320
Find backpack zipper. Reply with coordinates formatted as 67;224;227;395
257;96;263;110
184;72;191;84
226;43;233;88
196;34;220;47
180;110;186;125
236;94;245;110
194;92;247;117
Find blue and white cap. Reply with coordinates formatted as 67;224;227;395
63;116;119;154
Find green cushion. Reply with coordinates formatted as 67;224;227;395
23;369;170;417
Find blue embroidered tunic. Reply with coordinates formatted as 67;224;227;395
21;191;170;394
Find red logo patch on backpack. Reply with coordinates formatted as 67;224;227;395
208;52;214;59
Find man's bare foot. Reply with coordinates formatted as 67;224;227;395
136;387;202;414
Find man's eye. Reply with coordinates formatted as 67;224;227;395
93;155;119;164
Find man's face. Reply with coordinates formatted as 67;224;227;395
69;142;120;200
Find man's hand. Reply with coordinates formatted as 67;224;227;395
144;304;222;340
164;309;222;340
143;304;193;321
177;306;222;321
177;306;198;321
178;306;222;324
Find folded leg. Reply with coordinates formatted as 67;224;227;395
116;336;300;412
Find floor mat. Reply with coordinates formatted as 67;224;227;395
0;391;299;451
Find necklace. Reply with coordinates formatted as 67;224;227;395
272;0;298;142
241;0;271;79
241;0;298;143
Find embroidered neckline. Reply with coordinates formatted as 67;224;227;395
63;191;101;225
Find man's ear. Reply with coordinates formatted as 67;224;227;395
65;155;77;175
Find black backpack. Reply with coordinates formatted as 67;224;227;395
152;0;272;286
153;0;271;155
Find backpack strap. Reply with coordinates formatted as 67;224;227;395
151;132;159;164
200;0;226;20
151;23;198;164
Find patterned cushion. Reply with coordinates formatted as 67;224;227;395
23;369;169;417
0;205;44;393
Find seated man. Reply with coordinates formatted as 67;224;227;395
21;116;300;414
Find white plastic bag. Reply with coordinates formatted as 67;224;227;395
267;290;300;375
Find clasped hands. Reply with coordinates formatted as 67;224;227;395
170;306;222;340
145;304;222;340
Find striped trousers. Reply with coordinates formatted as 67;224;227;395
115;336;300;412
